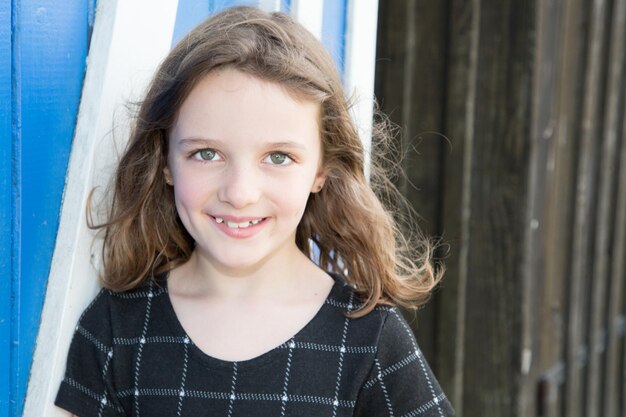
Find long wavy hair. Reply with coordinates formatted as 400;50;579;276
93;6;443;317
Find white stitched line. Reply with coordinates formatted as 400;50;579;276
133;284;155;416
111;287;166;299
64;378;125;413
96;348;114;417
390;309;445;417
375;358;395;416
113;335;188;345
326;297;390;312
175;339;190;416
332;292;353;417
226;362;238;417
76;325;109;353
114;387;357;407
400;393;449;417
279;338;296;416
288;341;376;354
363;351;420;389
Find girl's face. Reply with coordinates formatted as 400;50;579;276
165;69;325;274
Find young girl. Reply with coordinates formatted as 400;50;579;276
55;6;454;417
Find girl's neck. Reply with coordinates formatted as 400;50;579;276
170;245;320;301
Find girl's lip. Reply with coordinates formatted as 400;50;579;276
209;215;268;239
210;214;266;222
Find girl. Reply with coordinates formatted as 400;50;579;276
55;6;454;417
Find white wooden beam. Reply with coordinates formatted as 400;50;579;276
343;0;379;177
258;0;282;13
23;0;179;415
290;0;324;40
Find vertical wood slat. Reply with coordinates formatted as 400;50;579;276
604;83;626;416
536;0;589;416
0;2;12;416
604;101;626;417
586;0;626;414
439;0;479;413
565;0;609;415
400;0;448;371
550;2;588;417
523;0;571;416
439;3;478;414
374;0;448;367
523;0;561;415
550;2;591;416
461;0;535;415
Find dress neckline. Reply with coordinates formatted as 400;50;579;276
155;271;344;371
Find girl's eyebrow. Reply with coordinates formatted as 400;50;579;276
177;137;307;151
177;137;222;148
263;141;307;151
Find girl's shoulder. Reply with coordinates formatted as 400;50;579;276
329;273;454;416
326;271;396;316
75;275;169;337
325;271;405;342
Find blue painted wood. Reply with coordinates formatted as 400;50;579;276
5;1;92;415
172;0;210;46
210;0;256;12
172;0;268;47
0;1;13;416
172;0;347;74
322;0;347;74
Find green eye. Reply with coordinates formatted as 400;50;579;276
197;149;217;160
268;153;292;165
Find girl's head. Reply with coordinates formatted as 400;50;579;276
99;6;441;316
164;67;326;274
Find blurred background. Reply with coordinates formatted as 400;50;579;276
375;1;626;417
2;0;625;416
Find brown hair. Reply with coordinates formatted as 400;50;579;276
94;6;443;317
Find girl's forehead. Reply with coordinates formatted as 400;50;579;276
170;69;322;149
189;68;321;104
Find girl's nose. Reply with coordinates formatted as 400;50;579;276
217;164;261;209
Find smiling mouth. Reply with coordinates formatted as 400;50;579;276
213;217;266;229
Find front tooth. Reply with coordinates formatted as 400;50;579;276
223;219;262;228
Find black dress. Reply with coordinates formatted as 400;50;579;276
55;272;454;417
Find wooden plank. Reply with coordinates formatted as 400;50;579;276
457;0;536;415
401;0;447;239
586;0;626;414
0;1;11;415
522;0;561;414
540;2;589;417
522;0;577;416
533;0;589;416
564;0;609;415
438;0;478;413
343;0;380;169
401;0;448;370
374;0;448;367
603;68;626;417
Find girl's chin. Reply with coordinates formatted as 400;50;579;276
192;249;272;275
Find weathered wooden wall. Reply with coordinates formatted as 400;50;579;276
375;0;626;416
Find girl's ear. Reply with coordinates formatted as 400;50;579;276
163;167;173;186
311;172;326;193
